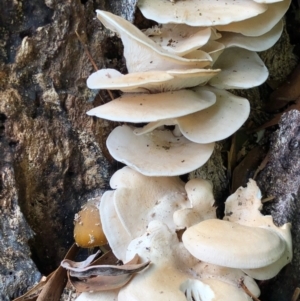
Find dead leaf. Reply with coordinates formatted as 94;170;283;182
13;244;79;301
63;253;150;292
267;64;300;112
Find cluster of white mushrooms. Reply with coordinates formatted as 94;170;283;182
76;0;292;300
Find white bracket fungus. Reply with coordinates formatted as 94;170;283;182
137;0;268;26
79;1;293;300
107;125;215;176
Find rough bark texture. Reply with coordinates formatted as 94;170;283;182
257;110;300;301
0;0;138;298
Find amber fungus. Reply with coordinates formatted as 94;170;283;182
73;198;107;248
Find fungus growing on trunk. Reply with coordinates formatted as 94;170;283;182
76;1;293;300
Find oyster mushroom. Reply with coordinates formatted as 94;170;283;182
118;220;215;301
182;219;285;269
137;0;268;26
96;10;211;73
87;89;216;123
173;178;216;229
106;125;214;176
135;87;250;144
215;0;290;36
86;68;220;93
143;24;212;56
223;180;293;280
208;47;269;89
218;20;283;51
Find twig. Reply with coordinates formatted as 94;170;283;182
238;278;261;301
75;30;114;100
261;196;275;203
291;287;300;301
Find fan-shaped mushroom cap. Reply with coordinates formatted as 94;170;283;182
87;69;173;92
176;87;250;143
242;223;292;280
182;219;285;269
75;290;119;301
107;125;215;176
173;178;216;229
96;10;211;73
209;47;269;89
218;20;283;51
135;87;250;144
109;166;189;236
144;24;212;56
87;68;220;93
137;0;267;26
119;221;215;301
99;191;131;261
87;89;216;123
216;0;290;36
223;180;293;280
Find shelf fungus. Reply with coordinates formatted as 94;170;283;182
77;1;293;300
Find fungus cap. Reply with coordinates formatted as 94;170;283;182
73;198;107;248
209;47;269;89
87;89;216;123
137;0;268;26
96;10;211;73
107;125;215;176
144;24;212;56
218;20;283;51
99;191;131;261
87;68;220;93
176;87;250;143
182;219;285;269
134;87;250;144
223;180;293;280
109;166;189;236
119;221;215;301
216;0;290;36
173;178;216;229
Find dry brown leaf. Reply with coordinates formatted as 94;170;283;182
12;244;79;301
267;64;300;112
63;253;150;292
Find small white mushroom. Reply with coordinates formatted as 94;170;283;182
173;178;216;229
96;10;211;73
99;191;131;261
119;221;215;301
223;180;293;280
106;125;215;176
218;20;283;51
216;0;290;36
86;89;216;123
209;47;269;89
176;87;250;143
86;68;220;93
144;24;212;56
182;219;285;269
137;0;268;26
109;166;189;236
135;87;250;144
